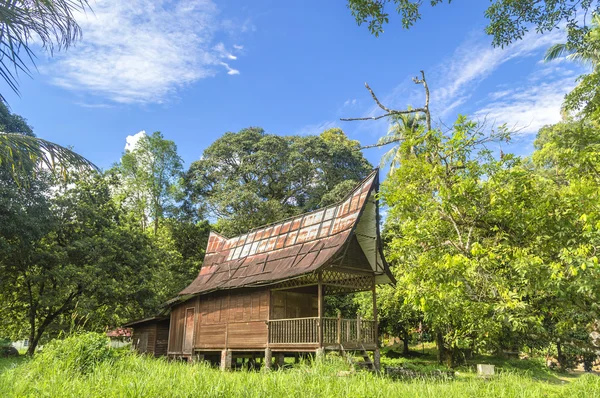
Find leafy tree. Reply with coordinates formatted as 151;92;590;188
0;102;96;178
377;111;424;171
0;101;33;136
544;14;600;66
563;68;600;122
113;132;183;234
186;127;372;236
347;0;600;49
0;171;154;355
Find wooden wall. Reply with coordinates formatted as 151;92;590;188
271;291;318;319
155;319;170;357
132;324;155;355
168;288;271;354
132;319;170;357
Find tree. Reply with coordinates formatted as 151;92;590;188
0;101;96;178
544;14;600;66
0;0;90;96
186;127;372;236
347;0;600;49
377;111;424;171
0;171;154;354
114;132;183;235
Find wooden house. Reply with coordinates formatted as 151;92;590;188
128;169;394;369
124;316;170;357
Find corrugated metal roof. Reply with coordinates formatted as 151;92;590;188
178;169;390;297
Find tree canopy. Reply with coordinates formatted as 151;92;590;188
347;0;600;50
186;126;372;236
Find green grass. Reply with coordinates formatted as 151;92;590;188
0;335;598;398
0;354;599;397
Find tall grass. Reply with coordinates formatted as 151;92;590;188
1;333;599;397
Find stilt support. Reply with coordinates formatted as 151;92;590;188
264;348;272;370
276;352;285;367
220;349;232;371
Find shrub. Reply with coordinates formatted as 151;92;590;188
0;339;18;358
33;332;121;375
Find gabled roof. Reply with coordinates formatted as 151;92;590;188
178;169;393;298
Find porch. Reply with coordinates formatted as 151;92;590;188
267;315;377;350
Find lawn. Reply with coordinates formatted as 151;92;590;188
0;337;599;398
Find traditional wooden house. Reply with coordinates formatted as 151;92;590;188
124;316;170;357
128;169;394;370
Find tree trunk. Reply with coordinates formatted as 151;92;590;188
436;330;446;364
556;340;565;370
402;328;410;356
26;331;36;356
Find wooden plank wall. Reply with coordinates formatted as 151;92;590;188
169;288;271;353
271;291;318;320
155;320;170;357
132;324;157;355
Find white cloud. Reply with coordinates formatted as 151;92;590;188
47;0;244;104
296;120;338;136
343;99;357;107
125;130;146;151
220;62;240;75
344;28;580;142
233;44;244;50
432;29;566;116
474;71;577;134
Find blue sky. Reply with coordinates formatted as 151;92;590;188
3;0;586;170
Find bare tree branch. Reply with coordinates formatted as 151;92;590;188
342;70;432;150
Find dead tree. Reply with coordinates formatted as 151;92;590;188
341;70;431;150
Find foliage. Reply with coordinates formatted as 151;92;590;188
378;112;600;367
33;332;120;375
544;14;600;67
0;171;155;354
347;0;600;50
186;127;372;236
0;101;33;136
378;110;424;171
0;101;96;179
0;0;90;96
112;131;183;234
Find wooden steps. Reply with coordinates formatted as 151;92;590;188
340;344;376;371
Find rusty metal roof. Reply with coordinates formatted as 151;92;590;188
178;169;392;297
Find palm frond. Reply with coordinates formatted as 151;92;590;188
0;132;98;178
544;43;570;62
0;0;90;94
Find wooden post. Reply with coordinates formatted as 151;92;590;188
318;272;324;348
357;314;361;343
372;277;378;345
336;312;341;345
373;277;380;370
264;348;272;370
276;352;285;368
220;349;232;371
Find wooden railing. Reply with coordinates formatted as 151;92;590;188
268;315;376;346
268;317;319;344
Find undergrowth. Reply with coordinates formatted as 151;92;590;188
0;333;599;397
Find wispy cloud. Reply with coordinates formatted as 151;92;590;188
295;120;338;136
474;68;578;134
220;62;240;75
432;29;566;116
46;0;245;104
343;28;581;144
